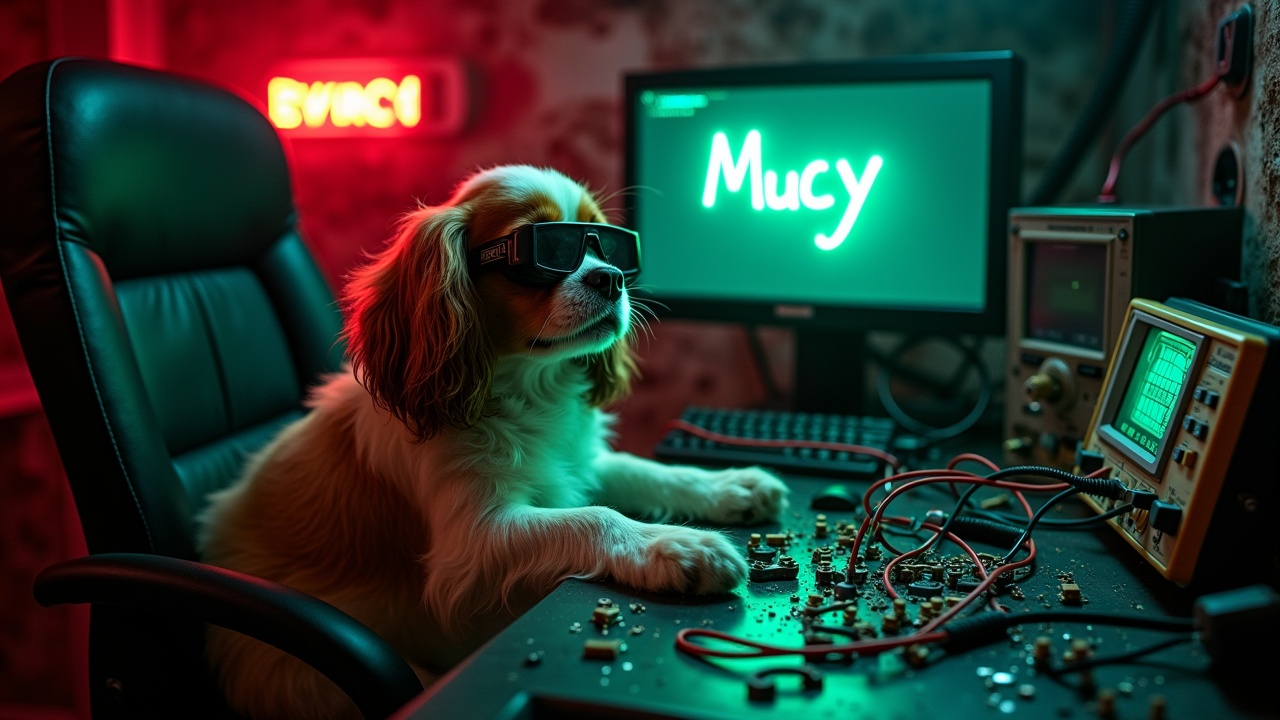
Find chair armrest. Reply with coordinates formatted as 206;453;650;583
34;553;423;720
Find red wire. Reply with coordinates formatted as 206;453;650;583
665;432;1107;663
851;473;1069;560
881;485;1038;610
947;453;1002;472
945;452;1001;496
673;476;1040;662
1097;73;1221;202
874;466;1112;622
879;518;1005;611
921;550;1036;634
664;418;903;472
860;467;986;518
858;462;1068;521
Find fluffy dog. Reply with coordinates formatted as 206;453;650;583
198;165;788;719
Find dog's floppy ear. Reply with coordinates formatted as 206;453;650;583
584;339;637;408
343;204;495;440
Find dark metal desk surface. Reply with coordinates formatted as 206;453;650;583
397;472;1278;720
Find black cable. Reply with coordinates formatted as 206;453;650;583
849;478;978;576
987;466;1128;502
866;465;1131;572
947;516;1027;547
874;335;992;444
899;466;1072;558
1045;634;1195;676
1003;487;1081;561
945;609;1194;653
985;465;1083;483
969;506;1121;528
931;483;984;553
1029;0;1162;204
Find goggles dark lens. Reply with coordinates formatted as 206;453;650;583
533;225;589;272
470;222;641;286
592;228;640;273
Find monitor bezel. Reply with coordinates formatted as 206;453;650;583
1095;309;1206;477
623;51;1023;334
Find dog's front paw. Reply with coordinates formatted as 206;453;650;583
613;526;746;595
701;466;789;525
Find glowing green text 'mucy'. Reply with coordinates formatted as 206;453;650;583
701;130;883;251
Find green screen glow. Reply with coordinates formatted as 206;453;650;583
633;79;991;310
699;129;883;250
1113;328;1197;462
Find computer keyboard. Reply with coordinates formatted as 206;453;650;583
653;406;897;479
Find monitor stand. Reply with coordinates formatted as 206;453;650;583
794;327;866;414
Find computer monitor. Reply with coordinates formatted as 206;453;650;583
624;52;1023;412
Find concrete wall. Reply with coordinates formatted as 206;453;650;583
1183;0;1279;321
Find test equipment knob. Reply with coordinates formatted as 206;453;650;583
1024;358;1076;409
1024;373;1062;403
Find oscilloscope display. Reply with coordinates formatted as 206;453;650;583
1113;329;1197;462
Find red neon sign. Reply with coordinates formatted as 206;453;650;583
266;58;468;137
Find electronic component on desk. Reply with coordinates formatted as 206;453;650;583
1080;298;1280;587
749;556;799;583
582;639;626;660
1003;206;1243;470
654;406;894;478
746;665;823;702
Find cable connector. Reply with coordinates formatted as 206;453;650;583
1215;4;1254;94
1070;475;1129;501
1123;488;1158;510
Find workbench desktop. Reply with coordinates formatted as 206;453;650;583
400;468;1277;720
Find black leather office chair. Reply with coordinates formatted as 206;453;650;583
0;58;422;719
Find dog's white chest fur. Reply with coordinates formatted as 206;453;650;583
449;357;610;508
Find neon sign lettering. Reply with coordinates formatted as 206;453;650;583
702;130;883;251
269;76;422;130
264;58;468;138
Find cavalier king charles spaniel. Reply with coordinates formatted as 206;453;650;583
198;165;788;719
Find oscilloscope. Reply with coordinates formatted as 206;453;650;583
1080;298;1279;587
1004;206;1242;469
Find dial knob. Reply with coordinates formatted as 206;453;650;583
1025;373;1062;403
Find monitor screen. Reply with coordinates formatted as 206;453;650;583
1025;242;1109;351
1097;311;1204;474
624;52;1022;334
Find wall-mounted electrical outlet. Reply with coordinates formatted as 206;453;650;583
1215;4;1253;96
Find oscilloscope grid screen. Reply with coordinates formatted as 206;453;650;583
1096;310;1206;476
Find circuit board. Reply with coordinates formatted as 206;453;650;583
404;473;1277;720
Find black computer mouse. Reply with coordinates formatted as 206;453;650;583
810;484;860;511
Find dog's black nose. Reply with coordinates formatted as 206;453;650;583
584;266;625;301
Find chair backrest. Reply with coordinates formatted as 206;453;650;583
0;58;344;562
